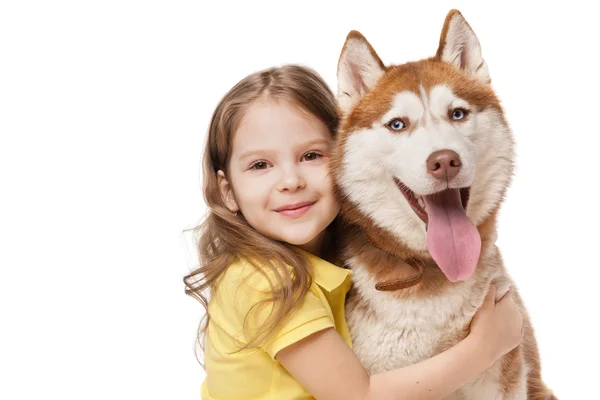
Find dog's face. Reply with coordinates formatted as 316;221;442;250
333;10;514;282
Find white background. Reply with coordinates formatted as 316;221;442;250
1;1;598;399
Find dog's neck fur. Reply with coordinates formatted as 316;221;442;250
339;197;501;296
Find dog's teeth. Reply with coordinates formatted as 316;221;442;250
417;197;425;209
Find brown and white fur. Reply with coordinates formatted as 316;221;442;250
331;10;555;400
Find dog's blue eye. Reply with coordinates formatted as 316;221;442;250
451;108;468;120
388;119;405;131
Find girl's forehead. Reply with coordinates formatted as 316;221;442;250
231;99;332;156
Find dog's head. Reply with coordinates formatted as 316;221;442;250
332;10;514;282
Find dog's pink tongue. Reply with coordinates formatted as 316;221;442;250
423;189;481;282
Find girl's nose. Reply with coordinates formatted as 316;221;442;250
276;167;306;192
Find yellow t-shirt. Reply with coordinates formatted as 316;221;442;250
200;251;353;399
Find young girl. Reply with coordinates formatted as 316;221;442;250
185;64;523;400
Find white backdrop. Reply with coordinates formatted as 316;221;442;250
1;1;598;399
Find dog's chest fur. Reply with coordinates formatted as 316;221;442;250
346;260;480;373
344;245;517;399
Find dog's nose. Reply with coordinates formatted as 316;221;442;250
426;150;462;181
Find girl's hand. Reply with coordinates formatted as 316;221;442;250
469;284;524;361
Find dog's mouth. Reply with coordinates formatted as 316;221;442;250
394;177;470;224
393;177;479;283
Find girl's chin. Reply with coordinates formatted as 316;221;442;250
283;231;326;254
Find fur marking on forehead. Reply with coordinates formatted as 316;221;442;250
342;63;499;133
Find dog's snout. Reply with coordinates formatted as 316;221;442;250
426;150;462;181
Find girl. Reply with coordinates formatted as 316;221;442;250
185;64;523;400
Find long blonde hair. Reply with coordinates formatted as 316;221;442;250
184;65;340;362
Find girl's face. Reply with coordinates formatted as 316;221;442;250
218;98;340;255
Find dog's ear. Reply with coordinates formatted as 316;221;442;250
435;10;490;84
337;31;386;115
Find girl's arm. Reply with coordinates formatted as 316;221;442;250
276;285;523;400
277;327;490;400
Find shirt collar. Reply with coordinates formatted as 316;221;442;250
299;249;352;292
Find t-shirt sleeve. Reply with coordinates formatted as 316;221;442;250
262;289;334;359
211;260;334;359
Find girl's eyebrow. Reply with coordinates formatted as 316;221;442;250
237;148;274;162
237;138;330;161
303;138;330;147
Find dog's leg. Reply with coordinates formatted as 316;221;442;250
506;289;557;400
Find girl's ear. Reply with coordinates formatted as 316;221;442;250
217;170;240;214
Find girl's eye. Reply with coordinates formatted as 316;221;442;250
250;160;270;170
451;108;469;121
302;151;321;161
387;118;406;131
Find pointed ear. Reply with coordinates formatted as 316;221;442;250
337;30;386;115
435;9;490;84
217;170;239;213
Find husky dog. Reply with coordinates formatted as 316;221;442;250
331;9;555;400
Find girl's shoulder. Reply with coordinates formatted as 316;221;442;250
213;251;351;299
214;256;293;295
